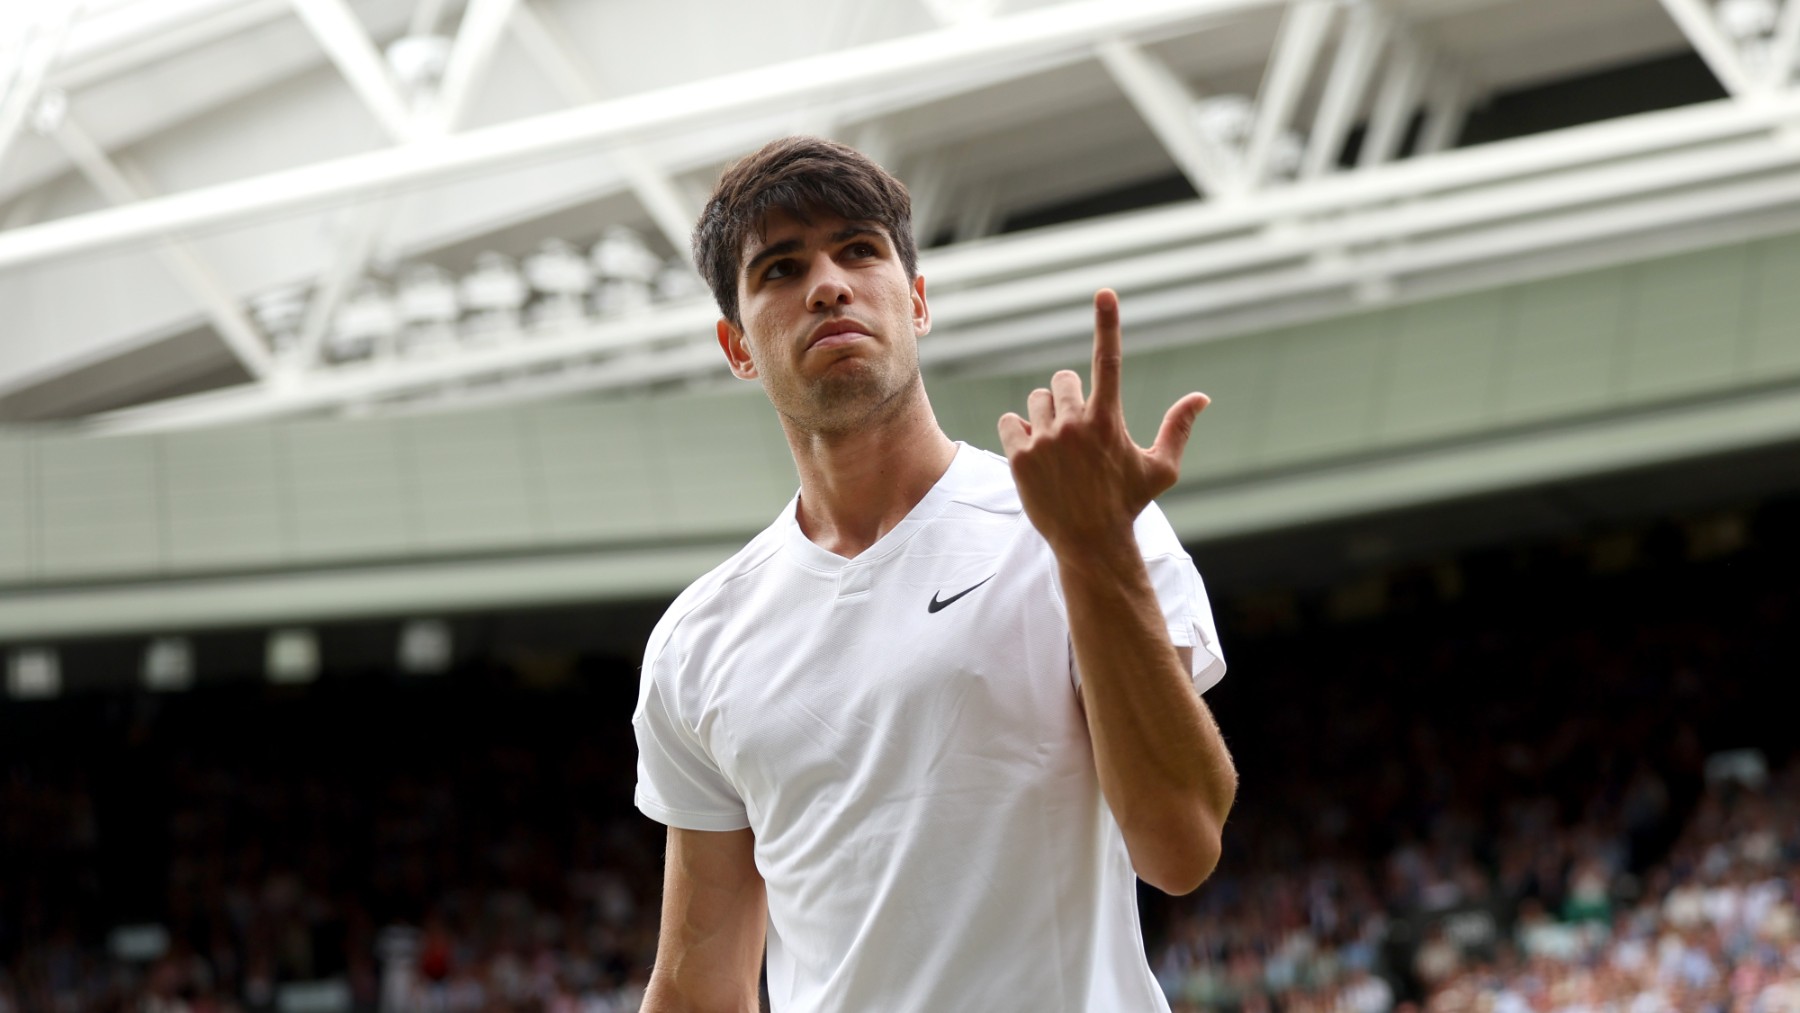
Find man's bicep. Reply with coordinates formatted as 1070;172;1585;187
644;826;767;1012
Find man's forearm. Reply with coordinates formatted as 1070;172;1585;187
1058;533;1237;895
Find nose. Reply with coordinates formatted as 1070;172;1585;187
806;260;853;312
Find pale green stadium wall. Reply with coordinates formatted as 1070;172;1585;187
2;231;1797;636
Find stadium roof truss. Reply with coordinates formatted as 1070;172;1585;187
0;0;1798;433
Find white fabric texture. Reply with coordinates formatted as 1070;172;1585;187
633;443;1225;1012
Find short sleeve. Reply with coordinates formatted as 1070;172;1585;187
1066;501;1227;695
1143;546;1227;695
632;642;751;832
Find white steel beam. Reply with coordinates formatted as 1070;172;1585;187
97;160;1800;434
1771;0;1800;90
1243;0;1334;189
291;203;393;368
922;92;1800;282
2;189;45;229
845;121;900;176
942;137;1800;319
1096;38;1240;197
503;0;588;103
921;0;1003;26
1358;34;1426;169
286;0;513;372
52;116;274;379
953;180;1002;243
1416;71;1469;156
287;0;417;141
1301;1;1388;179
409;0;453;36
52;0;287;92
0;0;1281;272
929;168;1800;370
134;84;1799;403
433;0;518;133
0;2;83;184
967;197;1800;383
79;101;1800;432
903;152;955;245
85;301;719;432
506;0;694;253
1656;0;1758;98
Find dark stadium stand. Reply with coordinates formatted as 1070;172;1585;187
3;496;1797;1013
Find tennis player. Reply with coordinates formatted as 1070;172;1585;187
633;135;1237;1011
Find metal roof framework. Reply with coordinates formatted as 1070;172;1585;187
0;0;1796;433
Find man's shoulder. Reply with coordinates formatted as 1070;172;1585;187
645;507;791;663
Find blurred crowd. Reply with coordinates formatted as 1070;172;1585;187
1153;515;1795;1013
1156;754;1800;1013
0;677;666;1013
1;508;1794;1013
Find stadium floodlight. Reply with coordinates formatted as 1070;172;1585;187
1719;0;1779;40
28;85;68;136
385;33;451;95
395;262;460;356
266;629;320;684
1193;93;1255;150
1705;747;1769;789
590;227;659;318
142;636;194;692
6;647;60;699
592;275;651;317
458;250;528;341
654;257;707;304
249;285;310;363
108;925;171;963
522;238;593;331
274;981;352;1013
591;226;661;282
1718;0;1781;80
398;619;452;675
328;278;399;363
1261;129;1304;180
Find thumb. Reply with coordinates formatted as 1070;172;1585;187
1148;392;1210;470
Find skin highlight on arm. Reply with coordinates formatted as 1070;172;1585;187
641;826;768;1013
1062;545;1237;894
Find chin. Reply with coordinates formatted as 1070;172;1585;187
789;369;909;434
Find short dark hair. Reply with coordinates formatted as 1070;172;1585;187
692;136;918;326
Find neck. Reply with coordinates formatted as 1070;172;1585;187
781;379;958;559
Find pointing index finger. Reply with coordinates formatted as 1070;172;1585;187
1090;288;1123;415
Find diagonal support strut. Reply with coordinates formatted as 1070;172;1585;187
52;114;274;379
1656;0;1759;98
1244;0;1335;189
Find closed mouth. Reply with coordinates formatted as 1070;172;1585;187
806;322;872;351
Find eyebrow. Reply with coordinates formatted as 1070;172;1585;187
743;225;886;280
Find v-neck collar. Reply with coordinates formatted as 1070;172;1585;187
781;443;973;574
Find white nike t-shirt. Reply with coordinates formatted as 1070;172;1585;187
633;444;1225;1012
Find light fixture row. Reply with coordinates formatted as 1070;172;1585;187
2;619;455;700
249;227;707;367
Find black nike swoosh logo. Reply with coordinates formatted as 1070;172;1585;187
928;574;995;613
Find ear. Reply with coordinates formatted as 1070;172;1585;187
911;274;931;338
717;318;758;380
